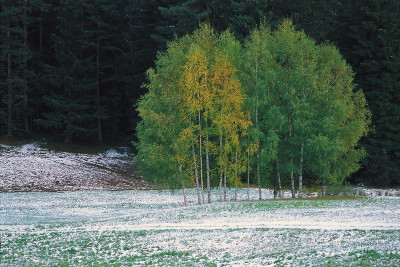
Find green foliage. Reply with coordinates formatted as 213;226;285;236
137;20;369;197
241;21;370;190
135;25;250;190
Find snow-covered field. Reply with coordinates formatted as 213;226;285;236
1;189;400;266
0;143;153;192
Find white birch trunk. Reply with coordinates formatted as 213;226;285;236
235;186;238;201
289;118;295;198
183;186;188;206
198;111;205;204
192;140;202;205
247;135;250;200
235;149;238;201
219;131;223;202
298;143;304;197
290;158;295;198
277;162;282;198
219;175;223;202
255;64;262;201
205;115;211;204
206;147;211;204
224;168;227;202
257;151;261;200
179;163;188;206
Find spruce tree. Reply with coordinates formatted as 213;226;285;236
338;0;400;186
0;0;38;136
35;0;97;143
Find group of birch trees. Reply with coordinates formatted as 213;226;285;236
135;21;370;205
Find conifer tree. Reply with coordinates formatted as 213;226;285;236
337;0;400;186
35;0;97;143
0;0;38;136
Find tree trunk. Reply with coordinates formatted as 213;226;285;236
65;134;71;144
96;28;103;142
219;131;223;202
255;64;261;200
277;162;282;198
290;159;295;198
223;136;228;201
39;14;43;53
322;184;326;197
198;110;204;204
219;173;223;202
23;0;29;133
182;186;188;206
298;143;304;197
255;103;261;200
206;143;211;204
80;2;84;59
289;118;295;198
247;143;250;201
179;163;188;206
7;15;12;137
273;161;277;199
235;186;238;201
223;168;227;202
234;149;238;201
23;96;29;133
257;151;261;200
192;140;202;205
205;117;211;204
235;149;238;201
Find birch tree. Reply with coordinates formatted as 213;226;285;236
241;20;369;197
135;25;250;205
306;44;370;196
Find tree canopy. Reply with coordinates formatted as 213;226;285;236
135;25;250;204
241;21;370;197
135;22;370;203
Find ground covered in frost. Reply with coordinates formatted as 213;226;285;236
1;189;400;266
0;143;154;192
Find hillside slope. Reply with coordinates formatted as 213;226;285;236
0;143;154;192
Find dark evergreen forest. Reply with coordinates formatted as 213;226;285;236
0;0;399;187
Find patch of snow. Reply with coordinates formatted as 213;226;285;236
103;149;125;158
1;190;400;266
0;143;153;192
19;143;42;153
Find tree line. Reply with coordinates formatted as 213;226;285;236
0;0;156;142
1;1;399;186
135;23;370;204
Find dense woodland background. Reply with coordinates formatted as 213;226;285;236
0;0;399;187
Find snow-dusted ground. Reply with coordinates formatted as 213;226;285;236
1;189;400;266
1;143;400;265
0;143;154;192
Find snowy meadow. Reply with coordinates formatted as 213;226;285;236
1;189;400;266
